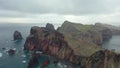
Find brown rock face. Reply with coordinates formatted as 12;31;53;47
27;54;39;68
24;26;78;64
57;21;102;57
24;22;119;68
95;23;112;41
24;25;109;68
100;29;112;41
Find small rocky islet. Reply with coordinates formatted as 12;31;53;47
6;30;23;55
23;21;120;68
13;30;23;41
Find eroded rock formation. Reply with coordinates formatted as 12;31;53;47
24;22;120;68
27;53;39;68
24;26;77;63
95;23;120;35
13;30;23;40
46;23;55;31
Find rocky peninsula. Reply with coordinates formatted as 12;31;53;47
24;21;120;68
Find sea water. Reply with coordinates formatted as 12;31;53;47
102;35;120;52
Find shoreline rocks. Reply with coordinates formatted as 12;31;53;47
27;55;39;68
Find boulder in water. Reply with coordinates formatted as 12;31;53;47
13;30;23;40
8;49;16;55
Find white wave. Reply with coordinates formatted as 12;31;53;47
21;54;26;58
0;53;3;58
22;60;27;63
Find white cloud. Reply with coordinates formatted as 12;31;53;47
0;0;120;25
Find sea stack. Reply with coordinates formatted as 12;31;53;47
13;30;23;40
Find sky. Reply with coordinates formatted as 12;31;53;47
0;0;120;25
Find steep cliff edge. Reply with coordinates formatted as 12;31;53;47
57;21;101;56
24;25;78;64
24;23;101;65
95;23;120;35
58;21;112;46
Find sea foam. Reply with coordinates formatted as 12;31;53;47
0;53;3;57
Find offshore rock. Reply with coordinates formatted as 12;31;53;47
13;30;23;40
8;49;16;55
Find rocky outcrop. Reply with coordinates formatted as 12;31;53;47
27;53;39;68
58;21;104;59
24;26;77;63
24;22;120;68
95;23;120;35
24;23;105;68
95;23;112;41
86;50;105;68
46;23;55;31
13;30;23;40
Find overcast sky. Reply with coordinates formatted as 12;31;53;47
0;0;120;25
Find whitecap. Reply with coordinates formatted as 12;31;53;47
21;54;26;58
13;48;16;50
57;62;64;68
22;60;27;63
36;51;42;54
0;53;3;58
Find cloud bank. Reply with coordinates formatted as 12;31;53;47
0;0;120;25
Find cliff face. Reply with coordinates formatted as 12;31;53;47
24;23;102;66
58;21;112;46
95;23;112;41
57;21;101;56
24;21;119;68
24;25;78;64
24;30;97;68
95;23;120;35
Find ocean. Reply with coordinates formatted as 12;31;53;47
0;23;120;68
0;23;63;68
102;35;120;52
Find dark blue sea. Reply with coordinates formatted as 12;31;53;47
0;23;120;68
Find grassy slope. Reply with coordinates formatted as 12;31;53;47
58;21;101;57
